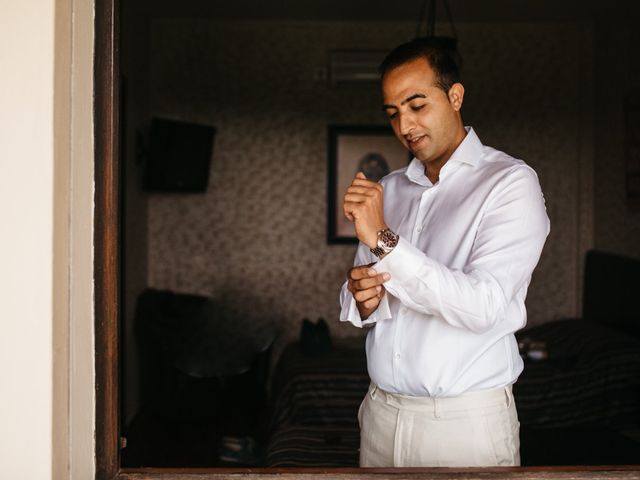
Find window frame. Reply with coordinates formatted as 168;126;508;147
93;0;639;478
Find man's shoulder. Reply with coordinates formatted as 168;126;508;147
479;146;536;176
481;145;523;167
477;145;542;193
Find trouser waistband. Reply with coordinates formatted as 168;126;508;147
368;383;514;413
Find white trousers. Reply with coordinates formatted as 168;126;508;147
358;383;520;467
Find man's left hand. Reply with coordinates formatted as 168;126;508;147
343;172;387;248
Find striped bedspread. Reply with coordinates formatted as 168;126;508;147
264;338;368;467
264;320;640;467
267;338;369;431
514;319;640;428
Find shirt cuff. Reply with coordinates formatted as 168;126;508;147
339;282;392;328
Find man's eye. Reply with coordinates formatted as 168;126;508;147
387;112;398;120
411;104;426;111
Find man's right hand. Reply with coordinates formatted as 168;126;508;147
347;263;391;320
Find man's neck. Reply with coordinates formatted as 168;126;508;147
424;162;444;184
423;127;468;184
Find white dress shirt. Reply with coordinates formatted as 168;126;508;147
340;127;550;398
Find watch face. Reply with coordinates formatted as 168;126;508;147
378;229;399;251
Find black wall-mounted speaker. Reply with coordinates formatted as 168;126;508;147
144;117;215;193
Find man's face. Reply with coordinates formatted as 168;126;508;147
382;58;464;167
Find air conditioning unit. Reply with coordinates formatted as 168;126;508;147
329;50;387;86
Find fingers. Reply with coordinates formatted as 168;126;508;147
343;187;383;219
344;186;382;204
353;285;384;303
347;266;391;302
344;182;382;207
343;194;365;204
348;261;388;316
345;185;377;196
352;172;383;190
352;272;390;291
350;178;383;190
343;173;384;224
348;265;378;281
343;201;359;221
360;289;385;310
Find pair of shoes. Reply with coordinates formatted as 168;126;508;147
300;317;332;355
218;435;259;465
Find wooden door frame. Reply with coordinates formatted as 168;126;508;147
93;0;639;478
95;0;120;477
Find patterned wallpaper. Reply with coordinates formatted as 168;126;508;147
145;19;598;355
594;21;640;258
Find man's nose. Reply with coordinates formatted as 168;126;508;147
398;113;415;136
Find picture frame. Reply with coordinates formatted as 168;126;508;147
327;125;412;244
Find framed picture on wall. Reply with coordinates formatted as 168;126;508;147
327;125;411;244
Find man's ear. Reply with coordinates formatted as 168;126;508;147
448;83;465;111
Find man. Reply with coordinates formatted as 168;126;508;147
339;38;550;467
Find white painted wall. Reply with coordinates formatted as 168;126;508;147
0;1;56;477
0;0;95;478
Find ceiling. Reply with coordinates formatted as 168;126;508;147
147;0;640;21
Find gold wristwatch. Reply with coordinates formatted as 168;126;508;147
370;228;399;258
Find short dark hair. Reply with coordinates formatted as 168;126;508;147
379;37;462;93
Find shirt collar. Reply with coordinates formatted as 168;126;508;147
405;127;483;185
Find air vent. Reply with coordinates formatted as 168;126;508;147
329;50;387;86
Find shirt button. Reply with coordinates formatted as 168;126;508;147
395;353;401;360
416;226;422;232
